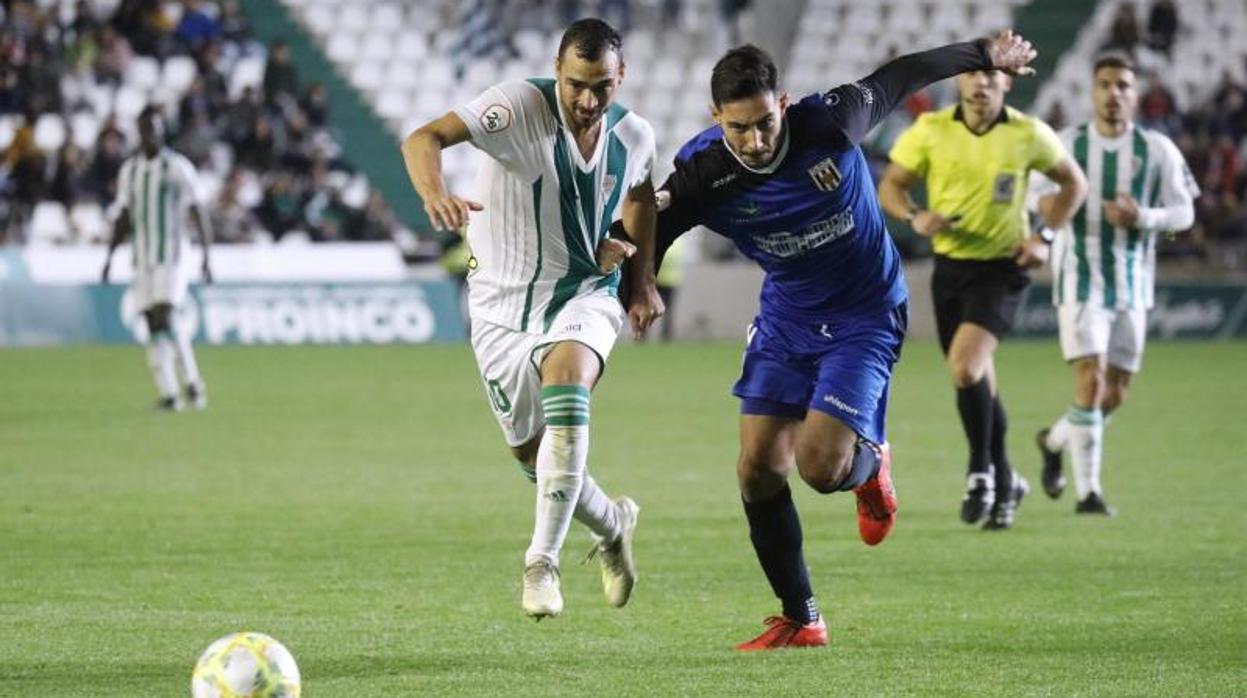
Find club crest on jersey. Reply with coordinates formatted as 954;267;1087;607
601;174;617;199
808;157;842;192
480;104;512;133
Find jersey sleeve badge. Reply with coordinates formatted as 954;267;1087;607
480;104;513;133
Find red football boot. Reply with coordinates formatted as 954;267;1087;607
853;442;896;546
734;615;828;651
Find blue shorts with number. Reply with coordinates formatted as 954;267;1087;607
732;303;907;444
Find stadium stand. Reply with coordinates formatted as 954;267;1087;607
2;0;1244;269
0;0;400;246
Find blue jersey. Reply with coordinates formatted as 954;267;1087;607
643;41;996;323
668;95;905;321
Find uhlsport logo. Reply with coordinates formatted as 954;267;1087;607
823;392;860;416
808;157;842;192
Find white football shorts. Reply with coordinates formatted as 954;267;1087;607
1057;303;1147;373
470;289;625;447
131;264;188;310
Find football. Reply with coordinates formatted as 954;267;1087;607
191;632;301;698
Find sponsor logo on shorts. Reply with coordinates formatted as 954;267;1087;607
822;392;860;415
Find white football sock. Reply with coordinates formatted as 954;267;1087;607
172;327;202;388
1066;406;1104;499
145;335;179;400
525;386;591;567
575;473;620;543
1046;414;1071;452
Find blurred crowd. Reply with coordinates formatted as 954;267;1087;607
1092;0;1247;263
864;0;1247;268
0;0;400;245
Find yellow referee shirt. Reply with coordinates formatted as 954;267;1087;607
889;105;1066;260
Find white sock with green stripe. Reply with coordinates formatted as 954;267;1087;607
1066;405;1104;499
518;461;619;540
1046;414;1070;452
525;385;591;566
575;473;620;542
145;332;179;400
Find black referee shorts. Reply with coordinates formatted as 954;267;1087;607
931;255;1031;354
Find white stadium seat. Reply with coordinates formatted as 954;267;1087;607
69;111;100;150
0;115;17;150
161;55;198;96
360;34;394;62
301;5;333;36
383;62;420;91
33;113;67;152
28;201;72;245
70;202;109;243
350;61;385;93
375;89;409;121
395;35;428;61
228;56;266;100
370;2;402;30
326;32;359;65
113;85;147;122
125;55;161;93
336;4;368;33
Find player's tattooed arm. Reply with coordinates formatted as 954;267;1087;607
402;112;482;232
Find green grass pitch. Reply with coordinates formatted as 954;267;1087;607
1;340;1244;696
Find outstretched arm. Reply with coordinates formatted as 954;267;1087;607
827;30;1038;144
400;112;482;231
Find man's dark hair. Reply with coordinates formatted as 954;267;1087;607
1093;52;1135;75
138;105;164;125
711;44;778;106
558;18;622;62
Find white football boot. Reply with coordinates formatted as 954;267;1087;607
587;496;639;608
521;559;563;620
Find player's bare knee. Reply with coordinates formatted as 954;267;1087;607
146;304;174;334
736;451;789;497
948;358;983;388
511;438;539;467
794;444;852;494
1102;387;1126;414
1075;364;1106;407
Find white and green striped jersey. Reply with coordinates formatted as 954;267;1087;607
109;148;201;271
454;79;656;333
1049;123;1199;310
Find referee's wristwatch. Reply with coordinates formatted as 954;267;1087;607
1036;226;1057;245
